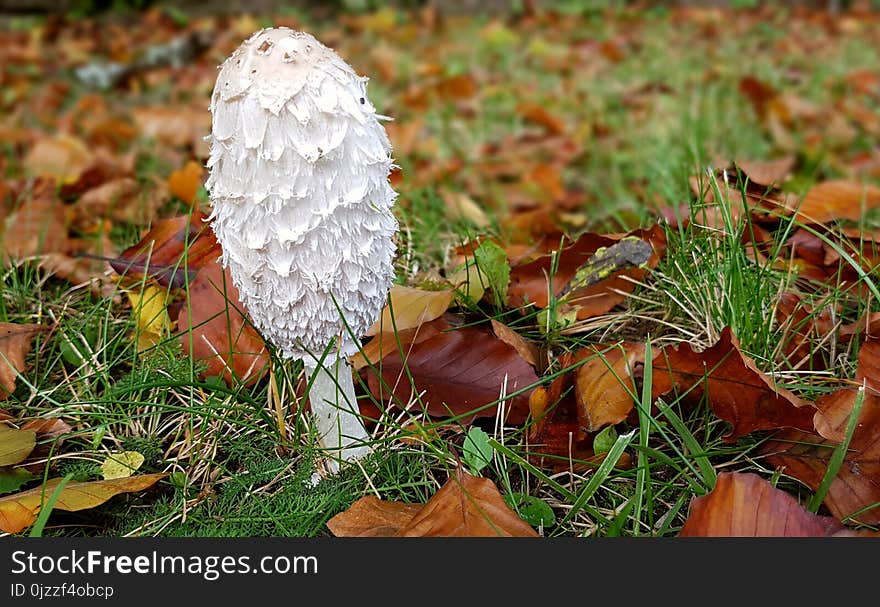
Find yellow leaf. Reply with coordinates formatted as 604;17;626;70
0;423;36;466
126;286;172;351
100;451;145;480
443;191;490;227
365;286;454;336
0;473;166;534
448;262;487;303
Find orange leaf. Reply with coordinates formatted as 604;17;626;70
168;160;204;205
795;180;880;224
490;320;540;368
1;180;71;260
575;342;645;432
328;469;539;537
22;135;91;183
0;323;49;398
679;472;848;537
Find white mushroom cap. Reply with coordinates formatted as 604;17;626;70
206;27;398;362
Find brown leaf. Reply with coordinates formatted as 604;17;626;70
22;134;91;182
360;315;537;425
490;320;540;368
110;212;221;289
0;323;49;398
1;180;71;260
652;327;815;441
399;469;539;537
0;473;166;534
813;339;880;444
326;496;423;537
132;105;211;154
176;262;268;387
575;342;645;432
366;286;455;337
19;417;73;441
71;177;166;228
329;469;539;537
517;102;566;135
794;180;880;224
734;156;795;187
679;472;847;537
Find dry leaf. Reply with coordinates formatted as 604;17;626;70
794;180;880;224
0;323;49;398
366;286;454;337
176;262;268;387
575;342;645;432
0;424;36;466
490;320;540;368
167;160;204;205
23;134;91;182
0;473;166;534
328;469;539;537
125;285;172;352
679;472;848;537
652;327;815;441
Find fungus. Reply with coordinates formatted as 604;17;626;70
206;28;397;473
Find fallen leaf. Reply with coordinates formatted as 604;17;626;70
176;262;268;387
679;472;848;537
167;160;204;205
366;286;455;337
0;323;49;398
110;212;221;289
361;315;537;424
326;496;423;537
443;190;490;227
1;180;70;260
764;340;880;525
19;417;73;441
0;473;166;534
132;105;211;153
652;327;815;441
517;102;566;135
575;342;645;432
794;180;880;224
22;134;91;182
0;424;36;466
490;320;540;368
125;285;172;352
100;451;145;480
734;156;795;187
71;177;165;228
328;468;539;537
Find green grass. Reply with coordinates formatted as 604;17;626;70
2;3;880;537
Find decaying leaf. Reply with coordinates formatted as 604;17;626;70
0;473;166;534
328;468;539;537
679;472;848;537
490;320;540;368
652;327;815;441
22;134;91;182
0;323;49;398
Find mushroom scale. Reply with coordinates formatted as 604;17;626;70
206;27;398;363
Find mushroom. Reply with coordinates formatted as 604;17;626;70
205;27;398;473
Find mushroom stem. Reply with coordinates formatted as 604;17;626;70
304;358;371;473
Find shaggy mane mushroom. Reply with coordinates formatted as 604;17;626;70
206;27;398;473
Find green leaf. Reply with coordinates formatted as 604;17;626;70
0;424;36;466
462;427;493;475
0;467;34;496
473;240;510;308
592;425;619;456
505;493;556;528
